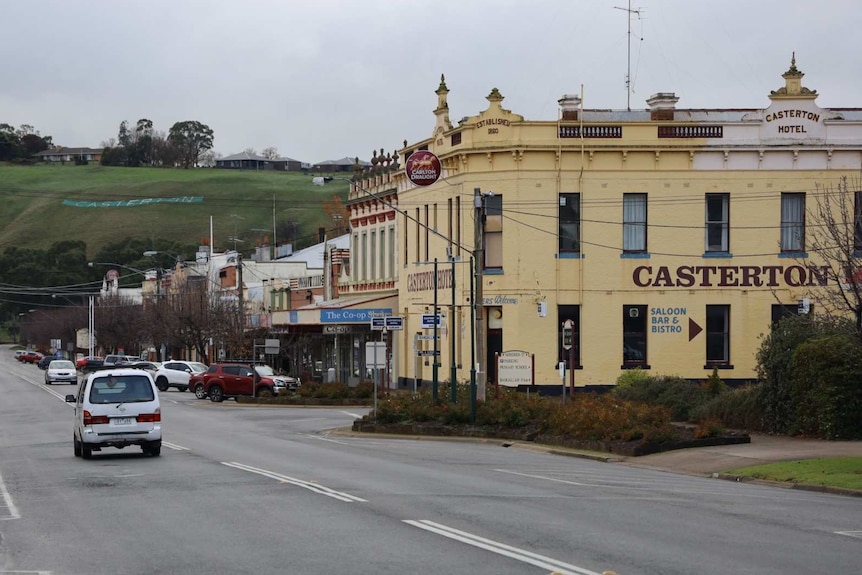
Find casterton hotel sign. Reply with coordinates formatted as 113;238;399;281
633;265;829;288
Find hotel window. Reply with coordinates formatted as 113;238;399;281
415;208;420;264
352;233;358;278
370;231;376;279
403;212;408;267
447;198;453;256
424;204;430;262
559;193;580;253
623;193;647;253
622;305;647;367
455;196;462;257
557;305;581;367
379;227;386;279
771;303;812;328
389;227;396;278
361;232;367;281
855;192;862;252
706;305;730;366
705;193;729;252
780;193;805;252
484;194;503;269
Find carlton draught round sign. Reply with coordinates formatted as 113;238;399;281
405;150;441;186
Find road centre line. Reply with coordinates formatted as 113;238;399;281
0;469;21;520
303;434;352;445
221;462;366;502
162;441;189;451
403;520;605;575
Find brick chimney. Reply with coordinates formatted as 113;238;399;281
647;92;679;121
558;94;582;121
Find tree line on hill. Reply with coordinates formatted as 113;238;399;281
100;118;214;169
0;123;53;162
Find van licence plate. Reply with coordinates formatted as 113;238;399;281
111;417;134;426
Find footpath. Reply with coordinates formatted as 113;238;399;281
614;433;862;496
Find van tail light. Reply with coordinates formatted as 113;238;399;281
137;409;161;423
83;411;109;425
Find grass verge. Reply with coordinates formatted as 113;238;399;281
727;457;862;490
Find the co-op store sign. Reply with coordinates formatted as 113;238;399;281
320;308;393;323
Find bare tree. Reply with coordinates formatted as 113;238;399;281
261;146;279;160
243;147;257;156
142;277;242;360
802;176;862;336
93;295;145;354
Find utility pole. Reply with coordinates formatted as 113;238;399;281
237;253;244;350
473;188;486;401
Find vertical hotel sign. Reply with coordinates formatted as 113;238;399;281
405;151;441;186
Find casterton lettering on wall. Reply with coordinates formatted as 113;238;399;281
633;265;829;288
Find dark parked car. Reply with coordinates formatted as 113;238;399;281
78;356;105;373
37;355;59;369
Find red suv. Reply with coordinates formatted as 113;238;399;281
201;363;276;402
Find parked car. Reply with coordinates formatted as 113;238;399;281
77;355;103;368
45;360;78;385
14;350;26;361
103;354;132;367
126;361;162;378
78;356;105;373
254;365;301;394
154;360;209;392
37;355;58;370
201;363;276;402
20;351;44;364
189;371;208;399
65;368;162;458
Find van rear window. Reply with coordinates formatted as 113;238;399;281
89;375;155;404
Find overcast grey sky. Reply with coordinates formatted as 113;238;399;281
3;0;860;163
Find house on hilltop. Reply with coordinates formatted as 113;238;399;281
216;151;305;171
35;147;102;163
311;156;370;173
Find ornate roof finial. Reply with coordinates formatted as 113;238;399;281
437;73;448;93
487;87;504;102
784;52;802;77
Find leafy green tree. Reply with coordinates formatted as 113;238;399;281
756;313;855;433
168;120;214;169
790;334;862;438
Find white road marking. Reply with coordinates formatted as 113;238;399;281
304;434;352;445
221;462;366;502
835;530;862;539
340;410;364;419
404;520;605;575
495;468;589;487
162;441;189;451
0;469;21;520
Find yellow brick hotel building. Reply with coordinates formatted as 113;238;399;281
348;56;862;391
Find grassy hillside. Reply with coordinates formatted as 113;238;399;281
0;163;349;256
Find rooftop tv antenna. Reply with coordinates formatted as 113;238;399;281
614;1;644;111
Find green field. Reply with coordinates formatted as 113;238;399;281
0;163;350;256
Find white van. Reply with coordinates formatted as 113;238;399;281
65;368;162;458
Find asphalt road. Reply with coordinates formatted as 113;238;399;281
1;346;861;575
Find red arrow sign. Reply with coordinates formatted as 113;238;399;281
688;318;703;341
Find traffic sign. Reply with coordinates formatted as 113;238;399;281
372;316;404;330
417;349;441;357
421;313;445;329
